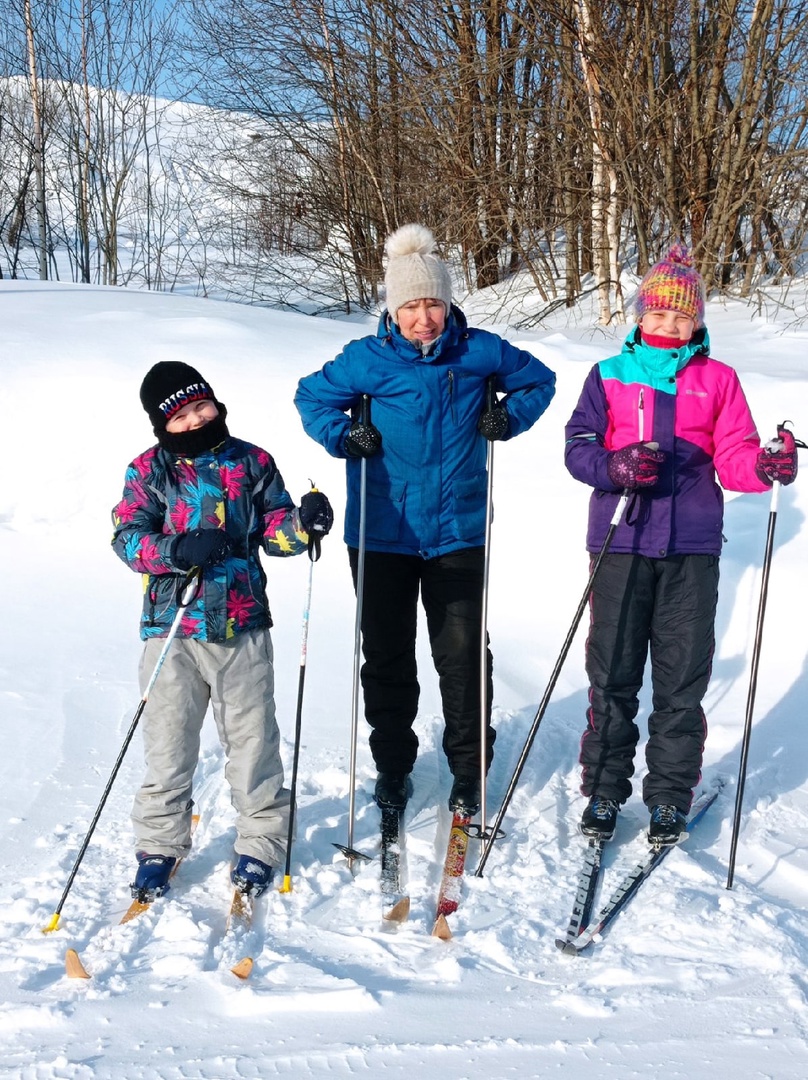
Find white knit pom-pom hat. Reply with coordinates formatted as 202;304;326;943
384;223;453;320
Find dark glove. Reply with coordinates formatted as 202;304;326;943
344;421;382;458
607;441;665;490
756;427;798;486
299;491;334;535
478;405;509;441
172;529;233;570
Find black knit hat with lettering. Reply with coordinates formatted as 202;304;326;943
139;360;229;456
140;361;219;432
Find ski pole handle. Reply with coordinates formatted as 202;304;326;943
306;479;322;563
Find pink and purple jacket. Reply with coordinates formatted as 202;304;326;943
565;327;769;557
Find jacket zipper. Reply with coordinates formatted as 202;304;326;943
638;388;645;442
448;369;456;423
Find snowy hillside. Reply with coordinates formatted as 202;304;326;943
2;278;808;1079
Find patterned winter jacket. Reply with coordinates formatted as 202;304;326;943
111;436;309;641
294;306;556;558
565;326;770;557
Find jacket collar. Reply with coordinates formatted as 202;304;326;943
623;324;710;378
376;304;467;361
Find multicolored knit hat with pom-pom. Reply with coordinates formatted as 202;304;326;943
635;244;706;327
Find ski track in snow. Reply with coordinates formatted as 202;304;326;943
2;279;808;1078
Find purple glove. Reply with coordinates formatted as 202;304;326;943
756;427;798;486
607;441;665;490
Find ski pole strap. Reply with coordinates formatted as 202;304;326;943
622;442;659;526
175;567;202;606
776;420;807;450
624;491;641;526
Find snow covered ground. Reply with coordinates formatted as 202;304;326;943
2;277;808;1079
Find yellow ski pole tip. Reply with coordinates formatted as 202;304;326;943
42;913;61;934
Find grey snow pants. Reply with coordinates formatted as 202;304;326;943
132;628;290;866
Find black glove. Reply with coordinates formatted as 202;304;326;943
607;442;665;490
478;405;509;441
172;529;233;570
299;491;334;535
344;421;382;458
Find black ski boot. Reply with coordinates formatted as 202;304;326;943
374;773;413;810
648;804;687;846
448;774;481;816
580;795;619;840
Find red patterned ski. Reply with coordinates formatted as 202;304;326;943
431;811;472;940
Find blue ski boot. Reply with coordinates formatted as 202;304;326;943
131;852;177;900
231;854;274;897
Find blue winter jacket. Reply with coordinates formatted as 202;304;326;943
295;307;556;558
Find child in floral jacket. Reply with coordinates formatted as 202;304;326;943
112;361;333;899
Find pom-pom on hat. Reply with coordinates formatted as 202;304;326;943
384;223;453;320
140;361;217;431
635;243;706;327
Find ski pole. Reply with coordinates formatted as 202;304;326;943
43;569;201;932
726;423;805;887
280;485;321;893
467;377;501;845
333;394;372;865
474;489;632;877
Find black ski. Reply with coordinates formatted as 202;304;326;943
559;837;605;946
557;783;724;955
380;805;409;924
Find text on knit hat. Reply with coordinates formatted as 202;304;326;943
140;361;217;430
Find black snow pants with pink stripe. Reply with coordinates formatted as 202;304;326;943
579;552;719;814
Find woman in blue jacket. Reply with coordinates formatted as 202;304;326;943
295;224;556;814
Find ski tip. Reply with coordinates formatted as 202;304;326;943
230;956;254;980
383;897;411;924
65;948;91;979
432;914;453;941
554;937;582;956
